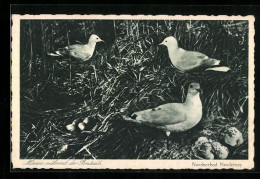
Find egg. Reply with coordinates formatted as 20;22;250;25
66;123;75;132
83;117;89;124
78;122;86;131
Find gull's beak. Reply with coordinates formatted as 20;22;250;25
99;39;105;43
158;42;164;46
195;88;201;93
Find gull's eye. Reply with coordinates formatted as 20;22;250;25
165;41;167;42
190;84;194;88
96;38;98;40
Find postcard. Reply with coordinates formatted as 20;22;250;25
11;14;254;169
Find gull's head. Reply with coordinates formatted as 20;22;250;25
89;34;104;43
188;82;201;95
159;36;178;49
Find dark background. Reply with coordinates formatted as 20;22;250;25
2;2;260;178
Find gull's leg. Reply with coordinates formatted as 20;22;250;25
166;131;171;150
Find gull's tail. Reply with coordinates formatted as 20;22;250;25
206;58;231;72
47;52;62;56
122;114;141;123
47;49;66;57
205;66;230;72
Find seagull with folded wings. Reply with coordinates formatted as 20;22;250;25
159;36;230;72
123;83;203;148
48;34;104;61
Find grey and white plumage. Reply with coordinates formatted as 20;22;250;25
123;83;202;137
48;34;104;61
159;36;230;72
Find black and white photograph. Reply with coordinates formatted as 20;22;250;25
11;15;254;169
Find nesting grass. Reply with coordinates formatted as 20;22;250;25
20;20;249;159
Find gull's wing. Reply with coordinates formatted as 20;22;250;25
65;44;84;50
62;44;92;60
182;50;207;59
69;50;91;60
133;103;186;126
177;50;208;71
55;45;82;56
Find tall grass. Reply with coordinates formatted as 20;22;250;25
20;20;248;159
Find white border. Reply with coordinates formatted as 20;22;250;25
11;14;255;170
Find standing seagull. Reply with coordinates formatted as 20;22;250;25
123;83;202;147
48;34;104;61
159;36;230;72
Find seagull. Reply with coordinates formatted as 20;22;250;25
159;36;230;72
123;82;202;148
48;34;104;61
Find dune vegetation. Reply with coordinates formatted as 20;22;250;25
19;19;248;159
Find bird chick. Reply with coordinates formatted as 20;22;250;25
223;127;244;147
212;141;229;159
198;142;215;160
194;137;214;159
194;136;209;147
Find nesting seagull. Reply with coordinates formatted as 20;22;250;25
48;34;104;61
159;36;230;72
123;83;202;142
